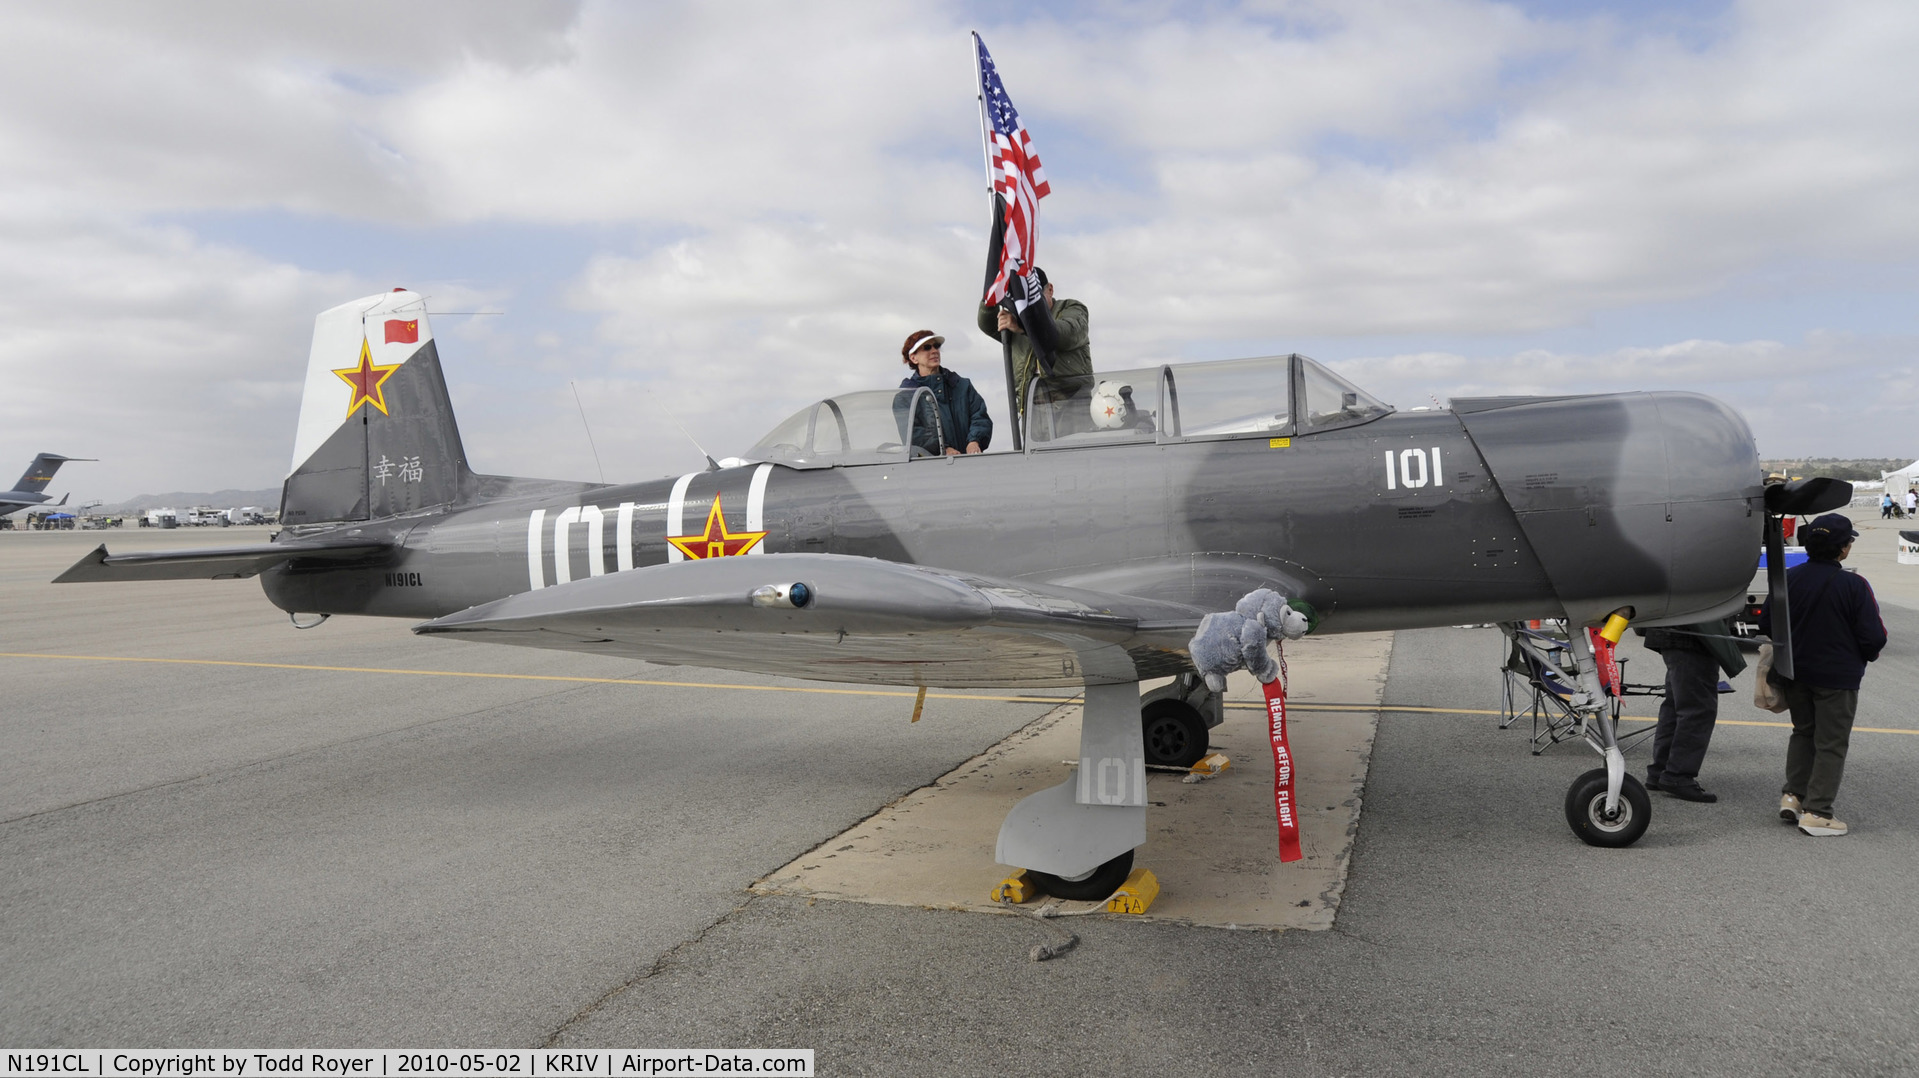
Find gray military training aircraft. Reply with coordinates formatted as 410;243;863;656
56;289;1840;898
2;452;92;518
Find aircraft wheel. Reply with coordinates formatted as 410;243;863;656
1025;850;1134;901
1141;700;1209;769
1564;768;1651;848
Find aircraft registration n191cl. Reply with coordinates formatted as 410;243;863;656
58;289;1798;895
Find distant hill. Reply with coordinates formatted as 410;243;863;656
1760;458;1911;482
93;488;281;514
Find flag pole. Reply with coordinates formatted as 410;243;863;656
973;31;1023;451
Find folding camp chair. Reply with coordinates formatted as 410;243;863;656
1499;621;1659;756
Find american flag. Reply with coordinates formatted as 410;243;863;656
976;33;1049;306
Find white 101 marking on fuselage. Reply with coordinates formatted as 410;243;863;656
551;505;609;584
526;509;546;590
524;463;776;589
616;502;635;571
1385;447;1443;491
665;473;697;563
745;463;772;553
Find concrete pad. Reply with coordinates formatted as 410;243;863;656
752;631;1393;929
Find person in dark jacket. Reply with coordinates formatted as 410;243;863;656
897;330;991;457
1757;513;1888;836
1642;617;1747;802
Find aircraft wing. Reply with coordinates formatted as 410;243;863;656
53;537;392;582
415;552;1205;687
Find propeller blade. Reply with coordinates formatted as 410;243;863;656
1764;476;1853;517
1764;513;1794;680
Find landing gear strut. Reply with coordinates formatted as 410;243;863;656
1560;626;1650;847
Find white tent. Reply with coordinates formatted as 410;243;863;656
1880;461;1919;504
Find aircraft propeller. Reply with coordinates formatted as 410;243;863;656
1760;476;1853;680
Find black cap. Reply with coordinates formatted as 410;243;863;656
1804;513;1859;542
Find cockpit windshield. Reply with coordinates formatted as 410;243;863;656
746;388;946;469
1298;356;1391;431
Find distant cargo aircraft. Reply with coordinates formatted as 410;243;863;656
57;290;1843;893
1;453;92;517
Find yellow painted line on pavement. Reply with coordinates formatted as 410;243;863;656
7;651;1915;736
0;652;1072;706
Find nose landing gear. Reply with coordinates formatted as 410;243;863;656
1565;768;1651;847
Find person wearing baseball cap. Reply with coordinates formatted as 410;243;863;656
1758;513;1888;836
897;330;991;457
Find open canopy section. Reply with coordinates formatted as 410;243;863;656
747;388;947;469
1028;354;1392;447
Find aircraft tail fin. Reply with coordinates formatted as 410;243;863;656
10;453;86;496
282;290;476;526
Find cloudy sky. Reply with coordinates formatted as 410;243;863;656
2;0;1914;504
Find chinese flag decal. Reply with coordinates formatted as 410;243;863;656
332;338;402;417
1263;670;1303;863
384;319;419;344
666;495;767;559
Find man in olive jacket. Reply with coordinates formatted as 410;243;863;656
975;266;1093;421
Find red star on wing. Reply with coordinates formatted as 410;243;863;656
332;338;402;417
666;495;768;560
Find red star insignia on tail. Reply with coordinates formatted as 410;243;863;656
333;338;401;417
666;495;767;559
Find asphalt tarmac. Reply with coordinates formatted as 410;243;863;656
4;526;1917;1076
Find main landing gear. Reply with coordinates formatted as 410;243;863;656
1025;850;1136;901
996;675;1224;901
996;682;1148;900
1138;672;1220;771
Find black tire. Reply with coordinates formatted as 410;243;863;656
1563;768;1651;848
1026;850;1135;901
1141;700;1209;769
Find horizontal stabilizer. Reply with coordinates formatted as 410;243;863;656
53;538;391;583
416;552;1205;687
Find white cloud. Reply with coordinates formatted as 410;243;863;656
4;0;1919;500
1327;330;1919;457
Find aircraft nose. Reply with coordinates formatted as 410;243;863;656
1654;392;1765;621
1457;391;1762;625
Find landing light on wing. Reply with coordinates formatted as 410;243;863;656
751;582;812;609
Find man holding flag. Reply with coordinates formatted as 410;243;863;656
971;33;1094;432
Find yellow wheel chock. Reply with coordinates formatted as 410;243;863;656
1103;868;1160;914
1190;752;1230;775
991;869;1041;904
994;866;1161;913
1180;752;1231;784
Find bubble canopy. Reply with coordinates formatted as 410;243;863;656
745;388;945;469
742;355;1391;468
